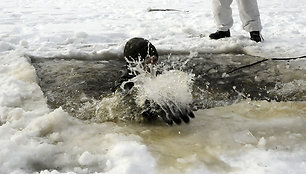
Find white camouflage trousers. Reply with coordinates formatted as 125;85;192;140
212;0;262;32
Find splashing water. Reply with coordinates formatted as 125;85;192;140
78;65;194;123
133;70;194;110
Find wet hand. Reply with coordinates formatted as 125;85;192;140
142;100;195;125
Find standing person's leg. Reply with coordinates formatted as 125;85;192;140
236;0;263;42
209;0;233;39
212;0;234;31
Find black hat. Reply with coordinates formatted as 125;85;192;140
124;37;158;62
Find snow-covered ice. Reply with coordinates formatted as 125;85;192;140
1;0;306;173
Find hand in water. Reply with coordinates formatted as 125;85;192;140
142;100;195;125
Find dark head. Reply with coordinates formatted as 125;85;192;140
124;37;158;66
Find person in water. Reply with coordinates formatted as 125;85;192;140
114;37;159;91
115;37;194;125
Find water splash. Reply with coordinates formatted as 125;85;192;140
133;70;194;109
77;67;195;124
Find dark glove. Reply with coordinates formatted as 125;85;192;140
142;99;195;125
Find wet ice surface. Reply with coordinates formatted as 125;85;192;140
13;100;306;174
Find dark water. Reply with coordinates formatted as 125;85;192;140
28;53;306;121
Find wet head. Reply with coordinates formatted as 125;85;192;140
124;37;159;74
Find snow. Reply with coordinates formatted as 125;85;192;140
0;0;306;173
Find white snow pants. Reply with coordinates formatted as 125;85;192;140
212;0;262;32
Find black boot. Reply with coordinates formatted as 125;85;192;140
209;30;230;39
250;31;262;42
